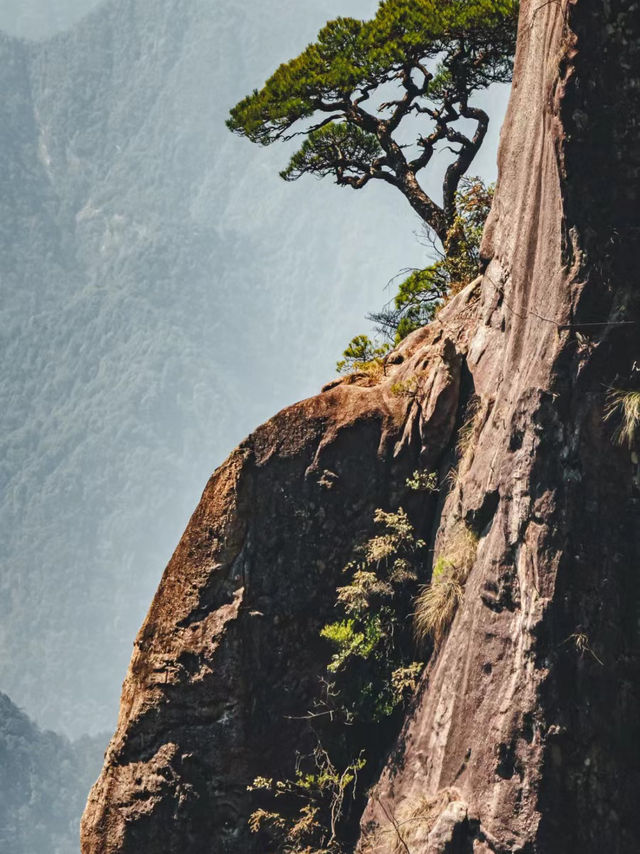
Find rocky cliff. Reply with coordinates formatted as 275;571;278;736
81;0;640;851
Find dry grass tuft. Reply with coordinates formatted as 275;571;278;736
360;788;462;853
604;389;640;447
413;523;478;645
342;359;386;386
564;631;604;666
413;566;463;645
443;524;478;581
456;395;481;461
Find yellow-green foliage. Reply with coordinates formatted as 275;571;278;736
321;507;425;720
413;524;478;645
336;334;390;377
390;661;424;697
320;617;382;673
406;469;438;492
390;375;419;399
366;508;423;566
248;746;366;853
604;389;640;447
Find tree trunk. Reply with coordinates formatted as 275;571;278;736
81;1;640;852
401;169;448;242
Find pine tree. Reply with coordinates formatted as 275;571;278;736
228;0;518;242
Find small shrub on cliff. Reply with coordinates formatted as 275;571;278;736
441;177;495;293
336;335;390;377
248;745;366;853
390;375;419;399
338;177;494;374
369;178;494;344
413;524;478;645
320;618;383;673
406;469;439;492
249;508;428;851
321;508;426;721
604;388;640;446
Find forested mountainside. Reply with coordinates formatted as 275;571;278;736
0;0;448;737
0;0;102;40
0;692;105;854
82;0;640;851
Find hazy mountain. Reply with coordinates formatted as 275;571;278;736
0;0;508;738
0;1;103;41
0;692;105;854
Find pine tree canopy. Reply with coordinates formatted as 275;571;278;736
228;0;518;241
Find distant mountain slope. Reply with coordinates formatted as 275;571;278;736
0;0;436;736
0;1;102;40
0;692;105;854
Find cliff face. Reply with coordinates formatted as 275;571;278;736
356;0;640;850
81;1;640;852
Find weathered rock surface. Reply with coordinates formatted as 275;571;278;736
356;1;640;851
82;0;640;852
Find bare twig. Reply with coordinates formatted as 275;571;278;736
563;631;604;666
375;797;411;854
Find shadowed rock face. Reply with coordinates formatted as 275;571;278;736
356;1;640;851
82;1;640;852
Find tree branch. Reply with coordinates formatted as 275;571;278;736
296;65;482;244
409;123;448;172
442;103;488;226
386;65;425;133
306;114;347;133
337;172;372;189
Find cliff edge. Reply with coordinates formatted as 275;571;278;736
82;1;640;851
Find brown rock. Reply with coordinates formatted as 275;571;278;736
357;1;640;851
425;800;469;854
